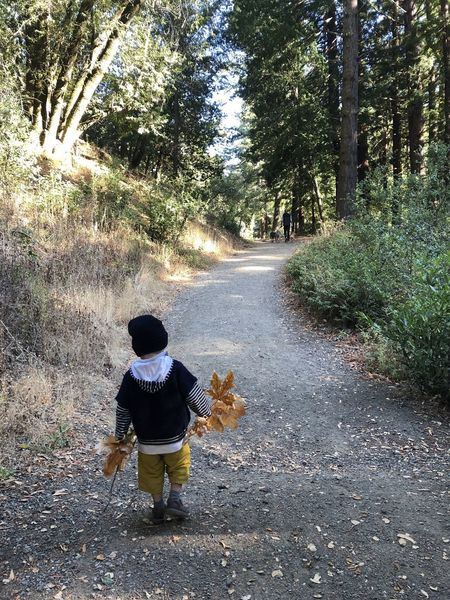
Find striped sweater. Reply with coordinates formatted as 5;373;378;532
115;358;211;453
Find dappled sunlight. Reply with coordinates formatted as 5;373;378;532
222;256;249;263
192;278;229;286
249;254;287;261
236;265;275;272
223;253;285;263
190;236;218;254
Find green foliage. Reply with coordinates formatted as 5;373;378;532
287;148;450;397
43;424;71;450
386;252;450;398
208;160;268;235
228;0;334;195
287;227;392;326
0;71;32;195
0;465;14;480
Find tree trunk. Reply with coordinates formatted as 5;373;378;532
24;13;51;141
39;0;143;158
171;92;181;177
272;193;281;232
391;7;402;179
60;1;143;156
312;175;324;222
357;126;369;182
403;0;424;173
311;194;316;232
442;0;450;145
324;3;340;184
41;0;95;153
291;185;299;234
428;67;438;145
336;0;359;218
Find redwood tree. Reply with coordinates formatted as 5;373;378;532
336;0;359;218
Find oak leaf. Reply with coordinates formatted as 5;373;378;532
189;370;246;439
97;431;136;478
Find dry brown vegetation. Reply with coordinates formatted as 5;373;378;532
0;160;239;472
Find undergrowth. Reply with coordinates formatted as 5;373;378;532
287;145;449;399
0;148;238;467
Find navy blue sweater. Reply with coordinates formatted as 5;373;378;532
115;360;211;445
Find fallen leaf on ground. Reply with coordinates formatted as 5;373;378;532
2;569;14;584
310;573;322;584
397;533;416;545
271;569;283;578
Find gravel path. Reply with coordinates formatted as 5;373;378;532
1;240;449;600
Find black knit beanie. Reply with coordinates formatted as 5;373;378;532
128;315;168;356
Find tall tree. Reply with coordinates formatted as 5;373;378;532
403;0;424;173
391;5;402;179
324;1;340;184
442;0;450;145
336;0;358;218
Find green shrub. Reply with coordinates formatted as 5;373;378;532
287;144;449;397
287;226;399;326
385;252;449;397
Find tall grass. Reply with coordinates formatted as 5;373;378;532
0;150;239;468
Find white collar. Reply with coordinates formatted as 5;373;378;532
131;351;173;382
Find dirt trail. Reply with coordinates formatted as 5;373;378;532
1;241;449;600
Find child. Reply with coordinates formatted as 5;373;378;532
114;314;211;524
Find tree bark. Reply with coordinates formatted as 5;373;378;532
57;0;143;157
312;175;324;222
41;0;95;153
291;184;299;234
391;7;402;179
403;0;424;173
272;193;281;232
324;3;340;184
442;0;450;145
357;126;369;182
336;0;358;218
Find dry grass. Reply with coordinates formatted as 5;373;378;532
0;171;239;469
183;221;236;256
0;364;78;448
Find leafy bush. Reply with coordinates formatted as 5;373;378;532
385;252;449;397
287;227;397;326
287;145;449;397
0;70;33;196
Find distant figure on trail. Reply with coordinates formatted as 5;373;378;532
114;315;211;524
282;210;291;242
270;230;280;242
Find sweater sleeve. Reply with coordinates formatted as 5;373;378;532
176;361;212;417
114;372;132;439
186;382;212;417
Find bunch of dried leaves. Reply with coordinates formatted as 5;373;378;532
189;370;246;438
97;431;136;478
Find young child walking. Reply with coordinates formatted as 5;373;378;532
114;314;211;523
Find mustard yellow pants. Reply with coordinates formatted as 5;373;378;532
138;443;191;496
